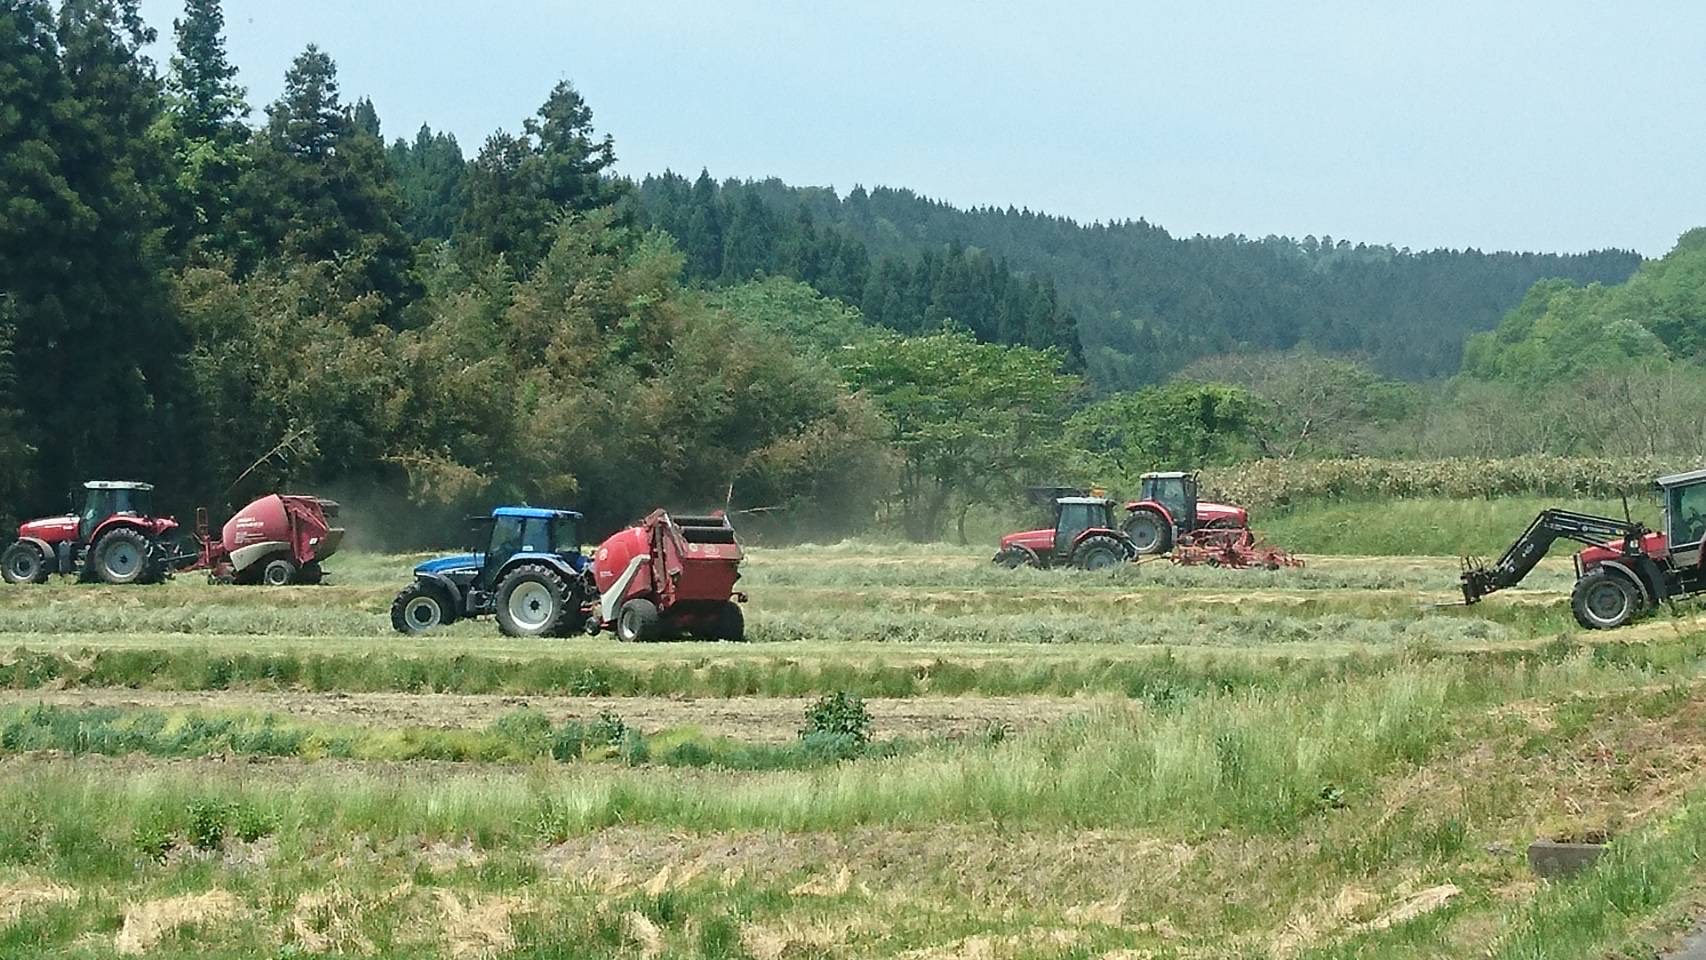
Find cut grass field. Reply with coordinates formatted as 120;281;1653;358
0;523;1701;958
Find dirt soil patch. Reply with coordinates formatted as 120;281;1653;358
0;689;1104;742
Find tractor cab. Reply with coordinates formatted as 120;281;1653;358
465;507;583;590
1054;497;1116;557
1138;472;1196;529
1660;469;1706;563
78;481;154;542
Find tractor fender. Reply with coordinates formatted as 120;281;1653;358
1596;560;1654;606
228;540;289;574
414;572;466;612
1124;502;1174;528
993;544;1041;567
498;553;585;587
599;554;651;624
16;537;53;566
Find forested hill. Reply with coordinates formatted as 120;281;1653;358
629;174;1641;387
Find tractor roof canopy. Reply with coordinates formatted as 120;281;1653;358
1057;496;1115;506
83;480;153;491
1140;471;1192;481
1656;468;1706;489
490;506;582;521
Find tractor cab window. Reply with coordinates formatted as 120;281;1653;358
1667;482;1706;546
1142;476;1195;524
489;517;525;557
79;487;149;538
1055;502;1103;550
519;517;552;553
550;517;578;554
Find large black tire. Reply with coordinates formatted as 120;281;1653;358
1073;534;1128;571
391;580;458;634
1;542;48;585
615;597;660;642
1571;569;1642;630
261;557;296;586
710;601;746;641
494;563;574;638
995;546;1040;569
91;527;159;585
1124;510;1172;556
296;562;324;585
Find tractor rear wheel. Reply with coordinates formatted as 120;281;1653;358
494;564;573;638
91;528;158;585
616;598;660;642
1074;535;1128;571
1;542;48;584
391;580;457;634
1571;570;1642;630
1124;511;1171;556
261;558;296;586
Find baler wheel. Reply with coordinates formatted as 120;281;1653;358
296;562;323;585
91;528;157;585
616;598;660;642
391;580;456;634
1;542;48;584
495;563;573;638
261;558;296;586
1124;511;1171;556
710;601;746;642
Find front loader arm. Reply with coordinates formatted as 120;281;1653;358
1461;509;1645;604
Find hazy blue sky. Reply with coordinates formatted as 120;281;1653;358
136;1;1705;256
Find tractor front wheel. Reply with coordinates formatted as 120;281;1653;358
616;598;660;642
1124;511;1172;556
1;542;48;584
494;564;573;638
91;528;158;585
1571;570;1642;630
391;580;457;634
1074;535;1128;571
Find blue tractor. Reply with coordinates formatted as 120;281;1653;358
391;507;595;638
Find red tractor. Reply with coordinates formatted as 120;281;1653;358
0;481;342;587
1;481;182;585
1121;471;1250;556
994;496;1135;570
1462;467;1706;629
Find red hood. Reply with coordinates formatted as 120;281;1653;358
1196;501;1248;526
999;528;1056;552
19;515;80;542
1577;531;1668;567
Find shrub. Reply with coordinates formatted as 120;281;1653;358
802;691;872;746
186;798;231;851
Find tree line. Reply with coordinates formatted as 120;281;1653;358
0;0;1689;546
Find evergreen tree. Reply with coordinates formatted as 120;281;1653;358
455;81;620;273
388;123;466;241
239;45;416;315
163;0;248;260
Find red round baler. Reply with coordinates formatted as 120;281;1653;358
589;510;745;641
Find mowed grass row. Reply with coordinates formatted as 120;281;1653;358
0;660;1700;958
4;628;1702;698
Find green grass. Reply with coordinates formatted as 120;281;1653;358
0;534;1702;956
1258;496;1660;556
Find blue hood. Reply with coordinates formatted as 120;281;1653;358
415;553;482;575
